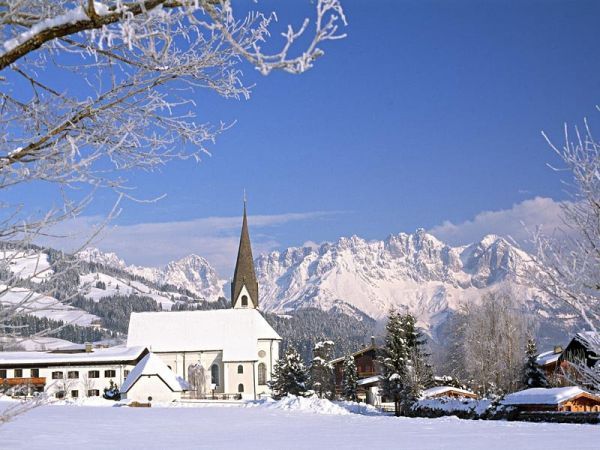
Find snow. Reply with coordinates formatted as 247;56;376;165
0;336;76;351
1;400;599;449
2;2;111;53
258;395;350;415
421;386;477;399
127;309;281;361
1;251;52;282
80;272;177;310
415;398;492;416
0;286;100;326
121;353;188;393
0;346;146;365
356;375;382;386
536;350;561;366
502;387;593;406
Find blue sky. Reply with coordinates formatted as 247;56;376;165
27;1;600;273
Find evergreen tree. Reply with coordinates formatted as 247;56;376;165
270;347;309;399
342;355;358;401
309;340;335;399
522;338;549;388
379;310;410;416
379;310;433;416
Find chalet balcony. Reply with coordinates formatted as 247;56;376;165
0;377;46;387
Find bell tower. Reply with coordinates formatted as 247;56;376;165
231;197;258;309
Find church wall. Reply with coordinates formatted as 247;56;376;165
232;285;253;309
153;351;224;394
225;361;255;399
256;339;279;397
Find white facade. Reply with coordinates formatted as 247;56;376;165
0;347;147;399
127;309;281;400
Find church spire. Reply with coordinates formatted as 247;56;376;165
231;197;259;309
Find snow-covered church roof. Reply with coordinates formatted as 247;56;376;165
126;308;281;362
120;352;189;393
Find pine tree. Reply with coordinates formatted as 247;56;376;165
342;355;358;401
379;311;433;416
270;346;309;399
309;340;335;399
379;310;410;416
522;338;549;388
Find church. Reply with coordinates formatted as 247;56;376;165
0;202;281;402
126;202;282;400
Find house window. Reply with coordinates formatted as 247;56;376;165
67;371;79;379
124;370;130;378
52;371;63;380
241;295;248;307
87;389;100;397
258;363;267;385
30;369;39;378
0;369;6;378
88;370;100;379
104;370;116;378
55;391;65;399
211;364;219;386
14;369;22;377
71;390;79;398
238;383;244;393
237;365;243;374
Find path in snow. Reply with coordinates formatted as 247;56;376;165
0;403;599;449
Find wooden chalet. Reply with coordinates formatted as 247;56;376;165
421;386;478;400
502;387;600;413
330;337;381;404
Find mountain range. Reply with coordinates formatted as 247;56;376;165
76;229;574;343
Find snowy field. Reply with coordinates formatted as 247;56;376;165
0;399;599;449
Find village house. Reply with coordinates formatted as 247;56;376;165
330;337;381;405
0;346;148;399
421;386;478;400
502;387;600;413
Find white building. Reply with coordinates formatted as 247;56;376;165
0;346;147;399
120;352;189;403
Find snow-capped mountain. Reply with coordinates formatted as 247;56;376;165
78;248;225;301
254;230;540;330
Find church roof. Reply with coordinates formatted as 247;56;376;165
231;202;258;308
126;309;281;361
120;352;189;393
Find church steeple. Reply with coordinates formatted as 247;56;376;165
231;198;259;309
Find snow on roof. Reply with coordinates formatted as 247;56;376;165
0;346;147;366
120;353;189;393
536;350;561;366
356;375;382;386
126;309;281;361
502;387;594;406
421;386;476;399
573;331;600;352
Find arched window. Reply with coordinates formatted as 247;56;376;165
211;364;219;386
241;295;248;307
238;383;244;393
258;363;267;385
237;364;244;374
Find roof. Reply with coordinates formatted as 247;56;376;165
357;375;382;386
573;331;600;352
231;202;258;308
120;353;189;393
126;309;281;361
502;387;598;406
536;350;561;366
0;346;147;366
329;345;377;365
421;386;477;399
